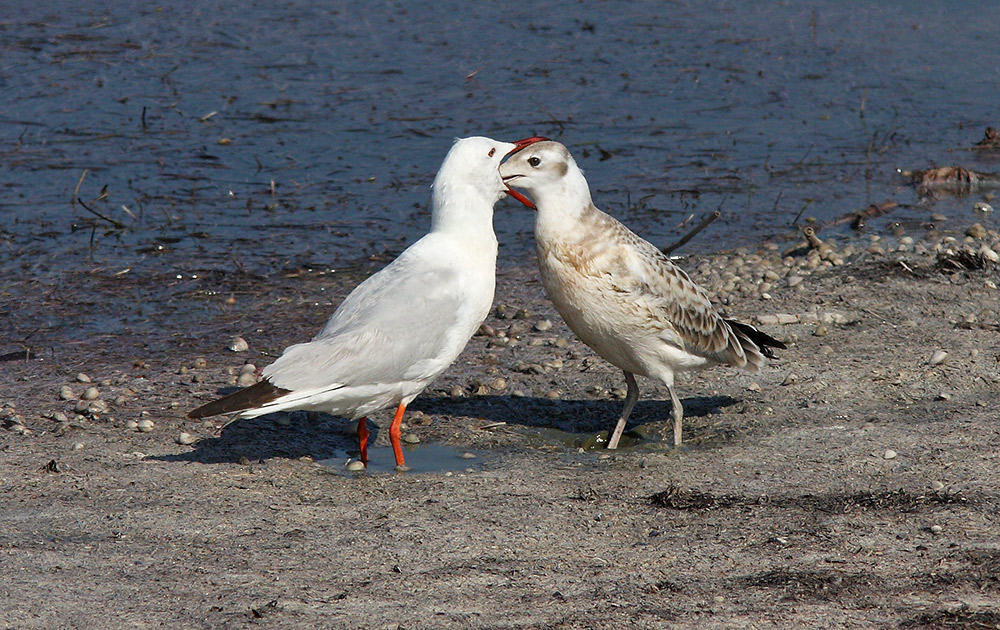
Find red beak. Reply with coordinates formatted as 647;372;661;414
503;136;549;209
506;136;549;157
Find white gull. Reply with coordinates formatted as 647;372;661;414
189;136;528;470
500;140;785;449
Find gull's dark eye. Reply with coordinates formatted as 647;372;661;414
528;157;541;167
488;148;496;157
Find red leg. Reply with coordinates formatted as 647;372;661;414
356;417;369;467
389;403;407;469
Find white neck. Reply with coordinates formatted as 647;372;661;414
430;180;499;246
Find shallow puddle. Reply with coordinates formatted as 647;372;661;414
318;443;487;476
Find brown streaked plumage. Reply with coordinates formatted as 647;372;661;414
501;140;785;448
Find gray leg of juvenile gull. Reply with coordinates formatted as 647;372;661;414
607;371;638;450
668;385;684;447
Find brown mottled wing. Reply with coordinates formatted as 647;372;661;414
602;215;746;362
187;379;291;419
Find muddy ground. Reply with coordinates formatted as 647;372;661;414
3;230;1000;629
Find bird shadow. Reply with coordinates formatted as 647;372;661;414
150;392;740;466
149;412;360;466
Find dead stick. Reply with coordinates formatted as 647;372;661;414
662;210;721;255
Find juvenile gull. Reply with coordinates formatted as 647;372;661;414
189;136;524;470
501;140;785;448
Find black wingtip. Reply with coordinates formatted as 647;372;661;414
187;379;292;419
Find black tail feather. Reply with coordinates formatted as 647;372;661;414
187;379;292;419
725;319;787;359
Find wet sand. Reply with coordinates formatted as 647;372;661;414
3;225;1000;628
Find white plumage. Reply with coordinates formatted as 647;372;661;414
190;136;518;469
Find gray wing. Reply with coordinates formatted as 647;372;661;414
262;247;470;392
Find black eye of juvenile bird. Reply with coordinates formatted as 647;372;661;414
488;148;495;157
528;157;541;167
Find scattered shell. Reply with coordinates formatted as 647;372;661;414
177;366;189;375
236;372;258;387
747;382;763;392
59;386;76;401
449;386;465;397
813;324;829;337
966;223;988;239
51;411;69;423
192;357;208;369
928;350;948;366
72;442;85;451
402;433;420;444
883;449;897;460
534;319;553;332
82;387;100;401
489;377;507;391
177;432;197;445
460;452;477;459
780;373;798;386
137;419;155;432
979;244;999;263
545;389;562;400
76;373;92;383
345;460;366;472
228;336;249;352
126;420;139;430
239;363;257;374
929;524;943;534
936;392;951;401
930;480;945;491
973;201;993;213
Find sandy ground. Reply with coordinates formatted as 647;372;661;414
3;229;1000;629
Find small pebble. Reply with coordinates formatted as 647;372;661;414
928;350;948;366
192;357;208;369
460;452;477;459
780;373;798;386
59;386;76;401
240;363;257;374
72;442;85;451
973;201;993;213
489;377;507;391
76;373;92;383
137;419;155;432
228;336;249;352
177;432;197;445
818;345;834;355
545;389;562;400
126;420;139;430
74;400;91;414
346;460;366;472
402;433;420;444
930;480;945;491
534;319;553;332
883;449;897;460
450;386;465;397
51;411;69;423
82;387;100;401
929;525;943;534
177;366;189;375
813;324;829;337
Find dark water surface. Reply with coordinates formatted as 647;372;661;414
3;1;999;279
